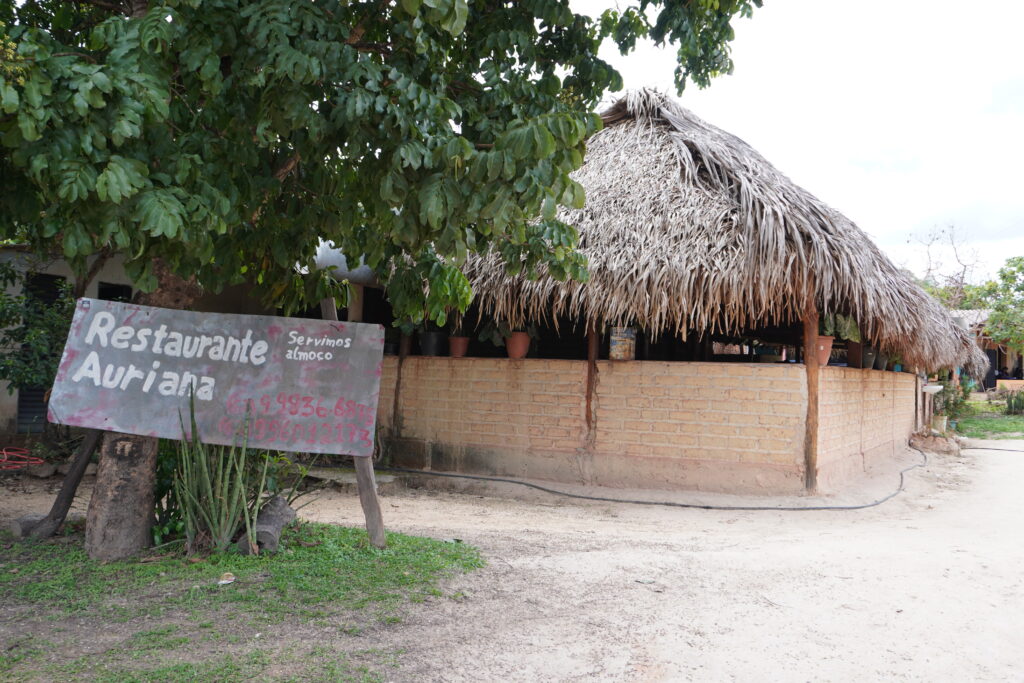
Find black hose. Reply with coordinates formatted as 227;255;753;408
376;448;930;512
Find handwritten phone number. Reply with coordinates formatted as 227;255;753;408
217;417;373;449
225;391;373;427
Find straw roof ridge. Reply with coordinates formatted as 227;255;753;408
466;89;988;375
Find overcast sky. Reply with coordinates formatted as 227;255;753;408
573;0;1024;282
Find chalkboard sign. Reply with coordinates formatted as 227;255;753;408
48;299;385;456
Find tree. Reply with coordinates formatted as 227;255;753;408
2;0;759;324
912;225;991;310
985;256;1024;350
1;0;760;557
0;260;74;396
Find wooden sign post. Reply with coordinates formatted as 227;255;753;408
320;293;385;548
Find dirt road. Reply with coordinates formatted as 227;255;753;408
303;442;1023;682
2;442;1020;681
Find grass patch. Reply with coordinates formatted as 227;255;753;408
92;650;270;683
0;521;481;617
0;521;482;681
955;400;1024;439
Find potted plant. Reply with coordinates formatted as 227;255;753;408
417;320;446;357
448;315;470;358
874;349;889;371
862;346;877;370
819;314;861;367
479;320;537;360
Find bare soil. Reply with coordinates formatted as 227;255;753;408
3;441;1022;681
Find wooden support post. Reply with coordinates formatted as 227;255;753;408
802;310;820;493
354;456;386;548
320;296;387;548
348;284;364;323
585;325;599;431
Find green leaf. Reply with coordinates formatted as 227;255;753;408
0;83;18;114
16;112;39;142
135;189;185;238
419;174;445;229
541;195;556;220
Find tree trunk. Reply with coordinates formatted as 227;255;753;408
236;495;296;555
84;260;202;560
27;428;103;539
85;433;159;560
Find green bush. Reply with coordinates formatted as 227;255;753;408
1006;391;1024;416
934;375;972;419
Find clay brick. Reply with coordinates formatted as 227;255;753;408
623;420;652;432
650;421;678;434
771;403;804;416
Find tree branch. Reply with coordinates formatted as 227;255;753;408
273;153;301;182
73;0;127;14
352;42;392;55
250;153;303;224
50;52;99;63
74;248;111;299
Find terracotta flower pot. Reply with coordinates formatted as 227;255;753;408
816;335;834;366
448;336;469;358
505;331;530;359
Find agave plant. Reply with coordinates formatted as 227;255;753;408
173;399;269;555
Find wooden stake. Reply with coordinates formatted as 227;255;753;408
348;284;364;323
320;296;387;548
802;310;820;493
354;456;386;548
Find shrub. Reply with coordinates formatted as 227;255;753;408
1006;391;1024;416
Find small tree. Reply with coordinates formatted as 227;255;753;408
985;256;1024;350
0;261;74;395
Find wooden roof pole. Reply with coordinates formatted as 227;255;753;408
803;306;820;493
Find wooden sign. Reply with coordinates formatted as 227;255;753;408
48;299;385;456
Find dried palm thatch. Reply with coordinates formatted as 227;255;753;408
466;89;988;377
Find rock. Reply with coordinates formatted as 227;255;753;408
57;462;71;475
83;463;97;476
910;434;960;456
8;513;45;538
26;463;57;478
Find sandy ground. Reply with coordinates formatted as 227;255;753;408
3;442;1023;681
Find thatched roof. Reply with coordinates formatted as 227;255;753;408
466;89;987;376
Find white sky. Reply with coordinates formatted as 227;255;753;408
573;0;1024;282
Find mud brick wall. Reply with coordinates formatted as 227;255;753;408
378;357;918;493
378;358;809;493
816;367;918;489
590;361;807;492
